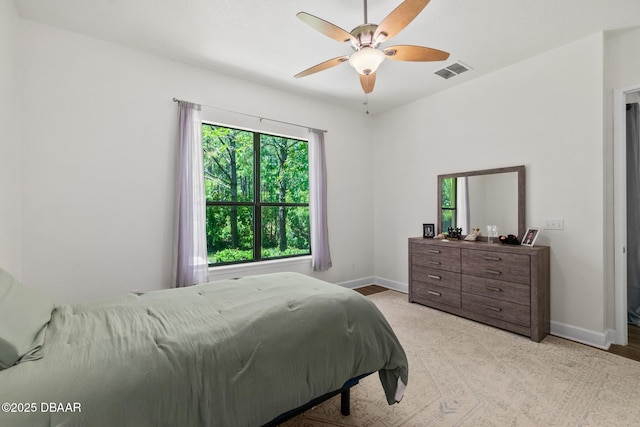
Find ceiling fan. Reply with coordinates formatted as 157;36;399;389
294;0;450;94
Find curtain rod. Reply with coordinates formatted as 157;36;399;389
172;98;327;133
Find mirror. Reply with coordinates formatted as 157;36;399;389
437;166;525;240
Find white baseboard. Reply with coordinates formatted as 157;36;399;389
339;276;613;350
550;321;612;350
605;329;617;349
372;276;408;294
337;277;377;290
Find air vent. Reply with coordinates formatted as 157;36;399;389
434;68;456;79
434;61;472;79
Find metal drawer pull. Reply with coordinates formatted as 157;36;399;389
428;290;441;296
428;274;441;280
484;305;502;312
485;269;501;275
428;249;441;254
428;261;441;265
486;286;502;292
483;256;501;261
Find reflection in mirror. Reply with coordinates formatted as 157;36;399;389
438;166;525;240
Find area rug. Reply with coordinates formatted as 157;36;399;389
283;291;640;426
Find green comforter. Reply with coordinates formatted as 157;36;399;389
0;272;408;426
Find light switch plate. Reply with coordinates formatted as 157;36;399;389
544;219;564;230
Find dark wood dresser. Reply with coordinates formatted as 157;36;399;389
408;237;550;342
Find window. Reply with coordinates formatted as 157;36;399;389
441;177;457;231
202;123;310;266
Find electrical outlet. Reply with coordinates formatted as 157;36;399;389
544;219;564;230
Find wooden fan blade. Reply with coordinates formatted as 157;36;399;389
294;56;350;78
297;12;356;44
360;72;376;94
384;45;449;62
373;0;431;43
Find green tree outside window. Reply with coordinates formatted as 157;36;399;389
202;124;310;265
441;177;456;232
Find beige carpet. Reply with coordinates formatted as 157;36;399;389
283;291;640;426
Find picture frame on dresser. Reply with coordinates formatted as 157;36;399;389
423;223;435;238
521;227;540;246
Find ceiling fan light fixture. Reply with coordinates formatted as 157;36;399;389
349;47;385;75
296;0;449;93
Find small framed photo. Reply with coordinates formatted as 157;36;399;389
423;223;435;238
521;227;540;247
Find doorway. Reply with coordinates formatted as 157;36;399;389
614;85;640;348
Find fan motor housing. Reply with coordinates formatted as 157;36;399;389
350;24;379;49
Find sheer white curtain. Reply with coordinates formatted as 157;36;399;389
309;129;332;271
456;177;470;234
172;101;208;287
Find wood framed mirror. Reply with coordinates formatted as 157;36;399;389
437;165;525;240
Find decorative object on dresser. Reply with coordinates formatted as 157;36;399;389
464;228;481;241
499;234;521;245
486;225;499;243
408;237;550;342
422;223;435;238
447;227;463;239
521;227;541;247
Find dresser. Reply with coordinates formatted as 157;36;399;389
408;237;550;342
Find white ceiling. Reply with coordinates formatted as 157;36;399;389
13;0;640;114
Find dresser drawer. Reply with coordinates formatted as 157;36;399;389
412;281;461;308
462;274;530;306
461;249;530;285
462;292;530;327
412;265;460;291
411;243;460;273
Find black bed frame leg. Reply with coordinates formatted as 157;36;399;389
263;374;370;426
340;388;350;416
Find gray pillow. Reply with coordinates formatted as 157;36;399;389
0;267;53;370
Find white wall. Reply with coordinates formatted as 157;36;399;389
18;20;374;303
0;0;22;277
372;34;607;342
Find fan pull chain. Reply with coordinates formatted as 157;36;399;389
363;94;369;115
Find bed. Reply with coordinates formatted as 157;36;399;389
0;269;408;427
